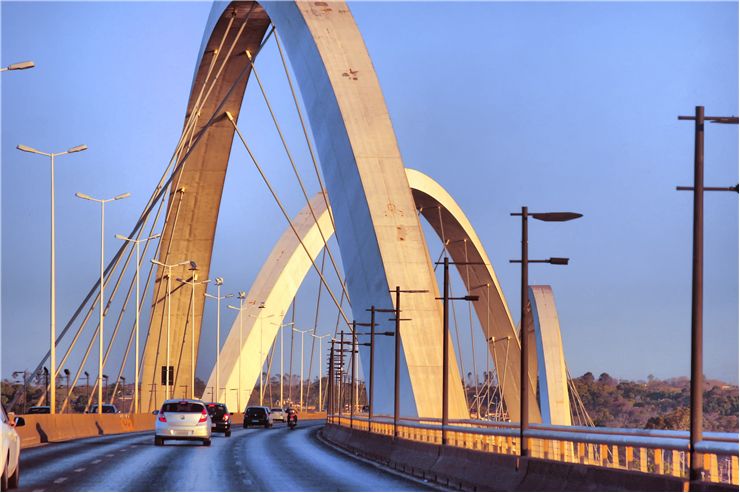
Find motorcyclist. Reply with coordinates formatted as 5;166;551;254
286;407;298;428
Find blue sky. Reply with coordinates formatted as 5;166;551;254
2;1;737;386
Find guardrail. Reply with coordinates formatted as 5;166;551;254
328;414;738;486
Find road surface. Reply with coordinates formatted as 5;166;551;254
18;421;434;491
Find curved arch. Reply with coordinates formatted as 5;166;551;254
141;1;467;417
530;285;572;425
206;169;574;424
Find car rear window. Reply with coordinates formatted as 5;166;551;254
162;402;205;413
206;403;227;416
247;407;265;416
271;408;282;412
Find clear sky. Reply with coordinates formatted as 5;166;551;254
2;1;738;387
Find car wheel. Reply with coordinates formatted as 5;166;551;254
1;454;9;492
154;437;164;446
203;439;211;446
243;423;248;429
225;430;231;437
8;459;19;489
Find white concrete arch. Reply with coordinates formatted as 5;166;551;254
205;170;571;424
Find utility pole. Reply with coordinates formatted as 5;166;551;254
677;106;738;485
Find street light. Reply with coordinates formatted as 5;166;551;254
510;207;581;456
205;278;234;403
677;106;738;483
76;191;131;414
292;328;311;412
177;273;211;399
271;322;294;407
227;292;250;411
116;232;161;414
434;257;481;443
309;333;331;412
1;60;35;72
151;258;195;400
17;142;87;414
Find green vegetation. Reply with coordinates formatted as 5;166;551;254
571;372;738;432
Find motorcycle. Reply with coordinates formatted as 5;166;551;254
287;410;298;430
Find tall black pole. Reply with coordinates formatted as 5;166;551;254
369;306;376;423
519;206;529;457
350;321;356;430
328;340;334;420
442;257;450;445
393;286;401;439
339;331;344;419
689;105;705;483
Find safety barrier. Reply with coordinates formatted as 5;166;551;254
328;414;739;488
14;413;156;449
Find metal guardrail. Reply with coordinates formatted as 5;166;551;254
328;414;739;485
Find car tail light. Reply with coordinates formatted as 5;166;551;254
223;414;230;422
198;408;208;423
158;413;167;423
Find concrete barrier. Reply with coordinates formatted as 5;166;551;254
15;413;157;449
320;424;738;492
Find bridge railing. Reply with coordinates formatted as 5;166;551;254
327;414;738;486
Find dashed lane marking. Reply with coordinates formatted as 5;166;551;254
106;453;115;457
74;467;86;472
53;477;68;484
92;459;102;464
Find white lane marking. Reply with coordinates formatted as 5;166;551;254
74;467;86;472
92;459;102;464
106;453;115;457
33;489;45;492
53;477;68;484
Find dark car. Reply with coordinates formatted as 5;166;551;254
243;406;272;428
27;406;51;414
206;402;231;437
88;404;119;414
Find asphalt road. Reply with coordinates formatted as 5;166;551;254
17;420;434;491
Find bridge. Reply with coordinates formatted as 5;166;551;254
4;1;737;491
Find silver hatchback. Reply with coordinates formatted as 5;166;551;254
154;399;212;446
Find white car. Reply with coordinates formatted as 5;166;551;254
154;399;212;446
270;408;286;422
1;405;25;490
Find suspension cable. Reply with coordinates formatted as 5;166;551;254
305;247;327;407
226;113;352;329
463;239;480;418
244;50;351;308
272;27;336;234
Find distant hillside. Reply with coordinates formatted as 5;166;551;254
571;372;738;432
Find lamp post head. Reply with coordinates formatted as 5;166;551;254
215;277;224;286
75;192;94;201
463;295;480;302
67;144;88;154
113;192;130;201
64;369;70;376
531;212;583;222
16;144;43;154
7;60;35;71
548;257;569;265
115;234;128;241
238;291;246;299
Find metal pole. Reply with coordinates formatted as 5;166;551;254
98;201;105;414
442;257;450;445
134;241;140;414
318;336;323;412
259;313;263;406
327;339;334;418
690;105;705;483
369;306;375;423
339;331;344;418
50;153;56;414
394;286;401;439
190;278;195;399
216;283;221;402
238;297;243;411
166;268;171;400
300;331;305;411
519;206;529;456
350;321;356;429
280;324;284;406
